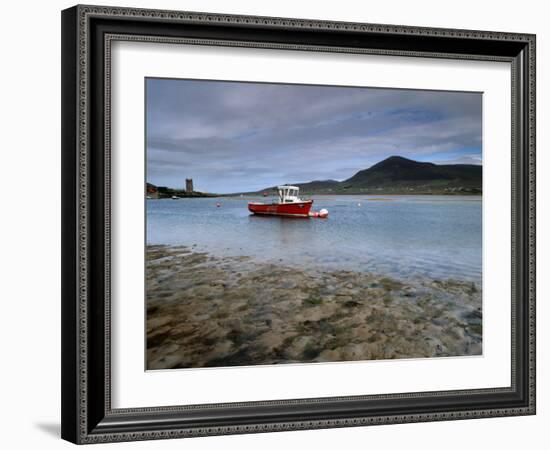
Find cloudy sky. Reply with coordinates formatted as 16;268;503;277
146;78;482;193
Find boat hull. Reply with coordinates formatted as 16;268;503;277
248;200;313;217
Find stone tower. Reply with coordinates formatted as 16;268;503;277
185;178;193;193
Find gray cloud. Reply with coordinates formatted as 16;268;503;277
146;78;482;193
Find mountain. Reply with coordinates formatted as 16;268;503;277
245;156;481;195
339;156;482;192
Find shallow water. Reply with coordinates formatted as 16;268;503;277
146;195;482;284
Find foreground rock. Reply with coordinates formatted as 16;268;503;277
146;245;482;369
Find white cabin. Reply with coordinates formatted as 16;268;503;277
277;185;303;203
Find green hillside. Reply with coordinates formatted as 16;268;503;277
248;156;482;195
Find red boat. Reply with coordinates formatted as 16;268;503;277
248;186;313;217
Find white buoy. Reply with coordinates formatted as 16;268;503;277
319;208;329;218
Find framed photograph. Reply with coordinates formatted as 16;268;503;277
61;5;536;444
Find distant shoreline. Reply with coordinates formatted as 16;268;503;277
220;191;483;197
147;156;482;199
147;192;483;200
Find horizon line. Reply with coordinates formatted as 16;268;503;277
146;155;482;191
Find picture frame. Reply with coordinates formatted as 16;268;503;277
61;4;536;444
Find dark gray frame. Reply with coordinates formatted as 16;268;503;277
61;4;536;444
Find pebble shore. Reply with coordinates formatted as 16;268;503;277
146;245;482;370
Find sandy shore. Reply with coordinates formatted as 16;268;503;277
146;245;482;370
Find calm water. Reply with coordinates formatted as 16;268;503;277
147;195;482;284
